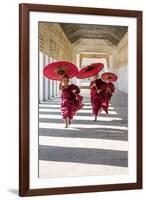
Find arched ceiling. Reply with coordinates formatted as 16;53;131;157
60;24;128;45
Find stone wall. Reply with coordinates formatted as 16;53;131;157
115;32;128;69
39;23;73;61
113;32;128;93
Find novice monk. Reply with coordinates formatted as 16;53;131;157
59;75;84;128
100;80;115;116
89;74;107;121
106;80;115;102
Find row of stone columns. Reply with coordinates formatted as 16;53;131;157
39;52;59;103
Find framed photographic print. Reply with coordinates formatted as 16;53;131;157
19;3;143;196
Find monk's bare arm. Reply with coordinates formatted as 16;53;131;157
89;82;96;89
59;80;63;95
59;80;63;90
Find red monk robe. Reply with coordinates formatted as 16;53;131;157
101;82;115;115
90;78;108;119
106;82;115;102
61;84;84;120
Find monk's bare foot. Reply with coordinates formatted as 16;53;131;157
94;116;97;121
69;119;71;125
105;112;108;116
64;118;68;128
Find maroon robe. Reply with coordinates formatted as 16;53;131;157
100;82;115;115
90;78;108;116
106;82;115;101
61;84;84;119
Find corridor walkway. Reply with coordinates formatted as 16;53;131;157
39;89;128;178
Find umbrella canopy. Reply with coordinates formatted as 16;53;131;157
43;61;78;80
76;63;104;79
101;72;118;82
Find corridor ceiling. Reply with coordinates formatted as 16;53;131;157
60;24;128;45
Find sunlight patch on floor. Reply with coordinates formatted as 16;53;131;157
39;104;115;110
39;122;128;130
39;136;128;151
39;114;122;121
39;108;117;115
39;160;128;178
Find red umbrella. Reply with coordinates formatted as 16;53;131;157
43;61;78;80
101;72;118;82
76;63;104;79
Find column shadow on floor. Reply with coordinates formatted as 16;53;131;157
39;127;128;141
39;117;128;126
39;145;128;167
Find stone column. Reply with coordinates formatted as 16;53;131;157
44;55;49;101
39;51;44;103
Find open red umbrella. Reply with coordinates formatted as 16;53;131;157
76;63;104;79
43;61;78;80
101;72;118;82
